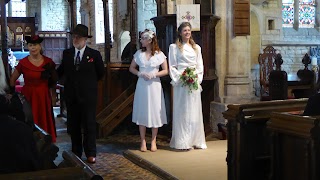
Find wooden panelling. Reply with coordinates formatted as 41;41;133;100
234;1;250;36
5;17;36;51
223;99;308;180
38;31;69;65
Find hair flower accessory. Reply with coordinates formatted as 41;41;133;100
141;30;155;40
180;67;198;93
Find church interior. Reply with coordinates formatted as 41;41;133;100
1;0;320;179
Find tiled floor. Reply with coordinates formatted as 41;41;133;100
53;108;163;179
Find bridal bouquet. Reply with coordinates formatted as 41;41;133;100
180;67;199;93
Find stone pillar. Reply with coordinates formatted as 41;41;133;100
80;3;89;28
215;0;255;104
293;0;299;30
7;1;11;17
211;0;257;136
315;0;320;30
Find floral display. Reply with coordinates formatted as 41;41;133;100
180;67;198;93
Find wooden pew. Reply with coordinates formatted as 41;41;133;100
268;112;320;180
58;151;103;180
0;167;94;180
223;98;308;180
33;124;59;170
0;151;103;180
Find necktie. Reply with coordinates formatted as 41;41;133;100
75;51;80;71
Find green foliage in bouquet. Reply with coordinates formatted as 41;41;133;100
180;67;198;93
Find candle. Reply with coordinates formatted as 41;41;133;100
312;56;317;66
21;34;23;41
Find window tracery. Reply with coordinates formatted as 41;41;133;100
282;0;316;28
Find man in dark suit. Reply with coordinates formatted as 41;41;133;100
57;24;105;163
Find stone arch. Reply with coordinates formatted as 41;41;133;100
250;8;262;66
250;5;264;38
250;6;263;97
119;30;132;62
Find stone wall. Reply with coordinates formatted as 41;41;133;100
39;0;69;31
251;0;320;97
137;0;157;33
27;0;41;21
270;45;316;74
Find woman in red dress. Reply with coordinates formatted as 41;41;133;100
10;35;57;142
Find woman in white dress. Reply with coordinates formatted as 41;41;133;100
129;29;168;152
168;22;207;150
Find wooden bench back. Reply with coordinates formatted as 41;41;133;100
268;113;320;180
223;98;308;180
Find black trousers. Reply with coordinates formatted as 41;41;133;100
67;98;97;158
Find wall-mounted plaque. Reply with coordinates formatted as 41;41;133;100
25;26;31;32
16;27;23;32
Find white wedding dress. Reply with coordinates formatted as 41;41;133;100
132;50;167;128
168;43;207;149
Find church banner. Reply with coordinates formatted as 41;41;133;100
167;0;195;14
176;4;200;31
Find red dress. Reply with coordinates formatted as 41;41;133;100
16;56;57;142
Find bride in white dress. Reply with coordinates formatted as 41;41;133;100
168;22;207;150
129;29;168;152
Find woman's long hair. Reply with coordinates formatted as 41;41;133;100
140;29;161;56
175;22;197;53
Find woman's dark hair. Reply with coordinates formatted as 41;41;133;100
140;29;161;56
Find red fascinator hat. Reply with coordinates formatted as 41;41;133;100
25;35;44;44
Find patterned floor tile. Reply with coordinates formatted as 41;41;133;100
54;114;163;179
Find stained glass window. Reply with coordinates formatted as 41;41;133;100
282;0;316;28
282;0;294;27
299;0;315;28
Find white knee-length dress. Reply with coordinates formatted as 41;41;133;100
132;50;167;128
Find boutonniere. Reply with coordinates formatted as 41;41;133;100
87;56;94;62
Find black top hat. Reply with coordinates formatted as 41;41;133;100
25;35;43;44
70;24;93;38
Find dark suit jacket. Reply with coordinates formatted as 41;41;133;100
57;46;105;104
303;93;320;116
